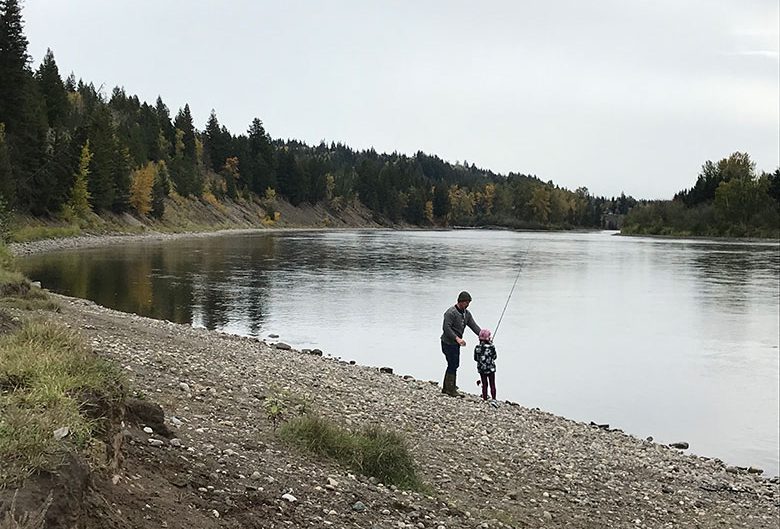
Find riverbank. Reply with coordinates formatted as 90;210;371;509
1;290;777;528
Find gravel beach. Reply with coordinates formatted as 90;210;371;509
7;232;780;528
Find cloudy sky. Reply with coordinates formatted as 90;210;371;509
21;0;779;199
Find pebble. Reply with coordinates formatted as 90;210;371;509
281;493;297;502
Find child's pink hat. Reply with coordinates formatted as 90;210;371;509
478;328;492;341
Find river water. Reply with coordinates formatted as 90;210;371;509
18;229;780;476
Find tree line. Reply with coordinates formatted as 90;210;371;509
6;1;770;237
623;153;780;238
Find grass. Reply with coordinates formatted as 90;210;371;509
0;247;59;313
0;321;124;486
9;225;82;244
280;414;423;490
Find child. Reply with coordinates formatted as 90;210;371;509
474;328;498;404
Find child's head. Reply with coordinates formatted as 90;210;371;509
478;328;492;342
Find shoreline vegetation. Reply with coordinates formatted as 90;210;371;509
1;223;779;528
1;2;778;245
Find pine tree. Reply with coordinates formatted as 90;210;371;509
0;123;12;203
246;118;275;193
86;106;118;210
151;160;170;218
0;0;29;132
35;48;68;126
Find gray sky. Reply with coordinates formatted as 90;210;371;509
22;0;779;199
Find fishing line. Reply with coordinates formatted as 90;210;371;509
492;244;531;341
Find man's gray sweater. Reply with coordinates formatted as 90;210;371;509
440;305;480;345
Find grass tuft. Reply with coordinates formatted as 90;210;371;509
280;414;422;490
0;322;124;486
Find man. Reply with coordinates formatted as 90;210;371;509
440;291;481;397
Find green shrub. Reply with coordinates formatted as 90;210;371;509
280;414;422;490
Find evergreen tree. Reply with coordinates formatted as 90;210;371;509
0;123;11;203
0;0;29;132
85;106;118;210
245;118;275;193
151;160;170;218
155;96;174;159
204;110;231;172
35;48;68;126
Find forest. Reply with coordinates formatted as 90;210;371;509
623;153;780;238
1;1;777;238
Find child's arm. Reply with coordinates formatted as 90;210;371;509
491;345;497;360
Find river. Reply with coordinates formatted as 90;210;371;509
18;229;780;476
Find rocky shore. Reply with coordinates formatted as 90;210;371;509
7;290;772;528
8;227;302;257
5;230;779;528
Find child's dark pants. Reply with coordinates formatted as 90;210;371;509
479;372;496;400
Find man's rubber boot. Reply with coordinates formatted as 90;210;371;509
442;372;458;397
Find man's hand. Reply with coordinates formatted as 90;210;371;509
456;337;466;346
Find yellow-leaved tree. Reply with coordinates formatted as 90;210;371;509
130;162;157;215
67;140;93;221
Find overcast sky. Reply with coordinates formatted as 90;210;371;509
21;0;780;199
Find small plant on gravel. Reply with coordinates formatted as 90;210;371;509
280;414;423;490
263;391;310;429
263;395;286;429
0;321;124;486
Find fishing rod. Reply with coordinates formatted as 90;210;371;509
492;244;531;341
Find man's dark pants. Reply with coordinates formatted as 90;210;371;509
441;342;460;374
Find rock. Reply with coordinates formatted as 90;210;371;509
53;426;70;440
169;438;182;447
748;466;764;474
669;441;689;449
125;398;173;437
543;511;553;521
148;438;164;447
311;348;323;356
380;367;394;374
275;342;292;350
251;471;262;480
281;493;297;502
178;382;191;392
268;333;279;338
143;426;153;434
589;421;609;430
352;501;367;512
169;416;183;428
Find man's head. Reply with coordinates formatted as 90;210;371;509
456;291;472;309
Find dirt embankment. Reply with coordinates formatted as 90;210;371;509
1;293;778;529
9;194;386;257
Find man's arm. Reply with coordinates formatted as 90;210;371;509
466;312;481;335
